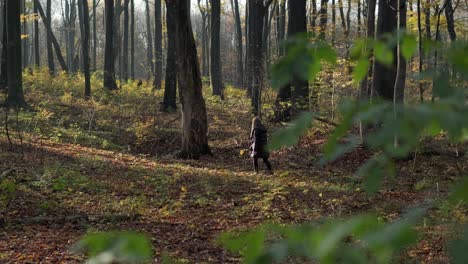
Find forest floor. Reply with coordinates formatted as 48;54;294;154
0;74;466;263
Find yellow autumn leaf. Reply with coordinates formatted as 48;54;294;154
319;193;323;198
181;186;187;192
240;149;245;156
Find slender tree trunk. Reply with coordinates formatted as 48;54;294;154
424;0;431;39
21;0;29;69
5;0;26;107
338;0;347;35
78;0;91;98
33;0;40;66
332;0;336;43
232;0;244;87
277;1;286;56
311;0;317;34
161;0;177;112
357;0;362;35
210;0;224;98
34;0;68;72
318;0;329;40
123;0;130;81
153;0;163;90
417;0;424;101
359;0;376;100
93;0;97;71
130;0;135;79
104;0;117;89
445;0;456;41
46;0;55;74
145;0;154;78
173;0;211;159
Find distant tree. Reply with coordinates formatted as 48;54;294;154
5;0;26;107
231;0;244;87
46;0;55;74
318;0;329;40
445;0;456;41
153;0;163;90
93;0;97;71
173;0;211;159
34;0;68;72
78;0;91;98
33;0;40;66
104;0;118;90
276;0;286;57
197;0;210;77
123;0;130;80
161;0;177;112
144;0;154;78
210;0;224;99
130;0;135;79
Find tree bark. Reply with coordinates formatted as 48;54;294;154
153;0;163;90
93;0;97;71
145;0;154;78
104;0;117;89
0;3;7;90
173;0;211;159
78;0;91;98
359;0;376;100
5;0;26;107
444;0;456;41
318;0;329;40
123;0;130;81
161;0;177;112
232;0;244;87
33;0;40;66
373;0;406;102
130;0;135;79
210;0;224;98
46;0;55;74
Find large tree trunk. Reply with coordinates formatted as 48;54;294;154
173;0;211;159
114;0;123;80
104;0;117;89
232;0;244;87
145;0;154;78
153;0;163;90
78;0;91;98
5;0;26;107
210;0;224;98
0;3;7;90
123;0;130;81
277;0;286;56
161;0;177;112
248;0;267;116
373;0;406;102
275;0;308;121
34;0;68;72
445;0;456;41
46;0;55;74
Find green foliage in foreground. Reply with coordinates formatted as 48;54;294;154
72;34;467;263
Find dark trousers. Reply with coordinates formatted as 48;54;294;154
253;157;272;173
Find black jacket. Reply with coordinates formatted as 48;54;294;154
250;127;269;158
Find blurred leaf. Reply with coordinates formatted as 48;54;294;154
269;112;314;150
72;232;153;264
357;155;395;194
450;225;468;264
374;42;393;67
449;177;468;203
401;35;417;60
353;59;370;83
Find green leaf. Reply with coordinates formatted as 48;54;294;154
449;177;468;203
269;112;314;150
353;59;370;83
450;225;468;264
374;42;394;67
72;232;153;264
401;35;417;60
357;155;395;194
